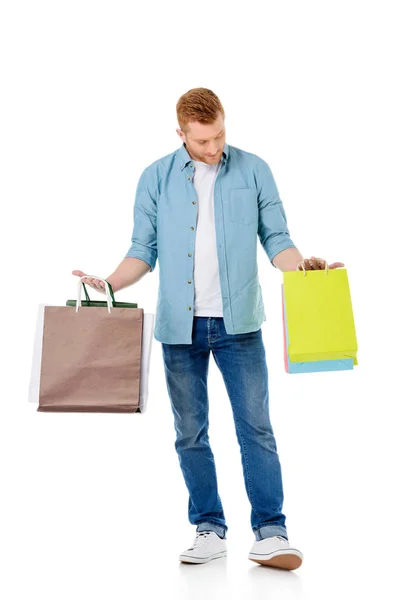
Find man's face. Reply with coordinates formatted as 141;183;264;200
176;112;226;164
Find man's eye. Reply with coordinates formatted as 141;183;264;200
199;133;223;145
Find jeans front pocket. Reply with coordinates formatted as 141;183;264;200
228;188;258;225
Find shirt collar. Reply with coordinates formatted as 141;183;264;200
178;141;229;170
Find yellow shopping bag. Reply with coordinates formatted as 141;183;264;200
282;266;358;365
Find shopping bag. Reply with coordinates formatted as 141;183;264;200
282;265;358;364
27;276;152;413
28;306;155;413
281;284;354;373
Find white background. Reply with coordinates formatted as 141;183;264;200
1;1;399;598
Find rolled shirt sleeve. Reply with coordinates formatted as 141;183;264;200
125;167;158;272
256;158;297;267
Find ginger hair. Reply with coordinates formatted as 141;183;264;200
176;88;225;134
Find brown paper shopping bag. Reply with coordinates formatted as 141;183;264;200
35;276;144;413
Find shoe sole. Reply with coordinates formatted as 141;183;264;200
179;550;227;564
248;550;303;570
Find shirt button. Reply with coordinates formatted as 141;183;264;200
188;253;192;257
188;306;191;310
187;176;191;180
190;226;194;230
190;163;193;167
188;280;192;284
192;201;196;204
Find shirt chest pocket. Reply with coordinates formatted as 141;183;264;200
228;188;258;225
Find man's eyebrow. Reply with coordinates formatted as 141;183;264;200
194;129;224;142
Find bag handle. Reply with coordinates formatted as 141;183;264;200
81;279;116;304
76;276;116;313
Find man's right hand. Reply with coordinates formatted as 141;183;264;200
72;270;107;295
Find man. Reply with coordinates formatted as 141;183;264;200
73;87;344;570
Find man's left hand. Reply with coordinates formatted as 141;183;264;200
297;256;345;271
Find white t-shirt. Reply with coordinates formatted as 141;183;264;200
192;159;223;317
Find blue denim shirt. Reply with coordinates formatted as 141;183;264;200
125;142;297;344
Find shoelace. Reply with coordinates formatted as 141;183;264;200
188;531;213;550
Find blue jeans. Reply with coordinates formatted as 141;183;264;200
161;316;288;541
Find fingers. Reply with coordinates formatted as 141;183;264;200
304;257;323;270
300;258;345;271
301;257;328;270
83;278;105;291
72;271;105;292
309;256;327;270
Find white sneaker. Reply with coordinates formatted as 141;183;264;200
179;531;227;564
248;535;303;570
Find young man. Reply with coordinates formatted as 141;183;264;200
73;87;344;570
